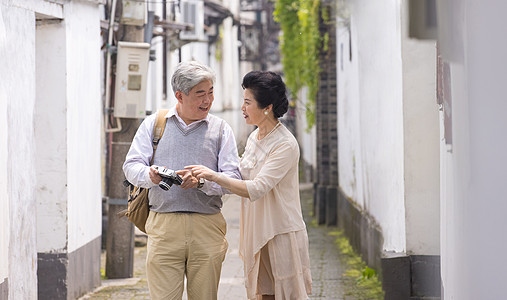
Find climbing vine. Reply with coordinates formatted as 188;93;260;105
274;0;325;129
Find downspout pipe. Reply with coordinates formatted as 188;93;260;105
105;0;122;133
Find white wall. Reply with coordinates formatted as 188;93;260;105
147;1;167;110
1;1;102;297
295;87;317;177
400;0;439;255
336;18;364;205
165;4;247;147
0;4;10;286
35;20;68;253
0;4;38;298
438;1;507;298
210;16;245;146
65;1;102;253
338;0;406;252
181;42;209;65
147;36;164;110
35;0;102;256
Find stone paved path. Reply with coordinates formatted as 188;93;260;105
80;185;355;299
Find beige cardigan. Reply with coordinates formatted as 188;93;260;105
239;124;308;293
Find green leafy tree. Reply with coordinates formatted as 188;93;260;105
274;0;324;129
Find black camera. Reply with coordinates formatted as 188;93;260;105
154;166;183;191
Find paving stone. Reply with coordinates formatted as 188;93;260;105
80;187;356;300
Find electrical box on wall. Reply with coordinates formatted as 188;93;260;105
121;0;147;26
114;42;150;118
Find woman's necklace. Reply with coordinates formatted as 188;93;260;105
257;121;281;140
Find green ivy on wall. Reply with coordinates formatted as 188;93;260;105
274;0;324;129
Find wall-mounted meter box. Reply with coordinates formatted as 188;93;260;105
114;41;150;118
121;0;146;26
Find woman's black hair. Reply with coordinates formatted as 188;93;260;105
241;71;289;119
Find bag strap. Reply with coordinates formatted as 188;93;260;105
119;110;169;217
150;109;169;164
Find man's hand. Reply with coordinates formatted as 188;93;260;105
149;165;162;184
176;170;198;190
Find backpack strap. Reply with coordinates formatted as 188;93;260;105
217;119;225;153
118;109;169;218
150;109;169;164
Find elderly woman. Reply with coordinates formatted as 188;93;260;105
186;71;312;300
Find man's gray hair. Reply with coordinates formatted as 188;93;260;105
171;60;216;95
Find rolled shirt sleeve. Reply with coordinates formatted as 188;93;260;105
122;114;158;189
244;141;298;201
200;122;241;196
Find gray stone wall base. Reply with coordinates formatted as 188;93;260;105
336;187;441;299
410;255;441;298
38;236;101;300
337;187;383;271
37;252;67;300
382;253;441;299
315;185;327;225
325;186;338;226
0;278;7;300
381;252;411;299
316;184;339;226
68;236;101;299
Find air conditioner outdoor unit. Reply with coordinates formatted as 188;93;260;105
179;0;205;41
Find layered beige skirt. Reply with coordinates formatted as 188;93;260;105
245;229;312;300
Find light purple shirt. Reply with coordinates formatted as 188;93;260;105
123;107;241;196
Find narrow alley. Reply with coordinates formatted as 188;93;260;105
80;185;369;299
4;1;507;299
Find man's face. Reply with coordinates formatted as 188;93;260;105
176;80;214;124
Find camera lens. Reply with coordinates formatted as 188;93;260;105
159;181;170;190
159;177;172;191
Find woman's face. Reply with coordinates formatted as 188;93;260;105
241;88;265;126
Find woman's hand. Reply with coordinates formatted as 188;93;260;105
185;165;218;182
186;165;250;198
175;169;198;190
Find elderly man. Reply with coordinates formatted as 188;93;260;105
123;60;241;300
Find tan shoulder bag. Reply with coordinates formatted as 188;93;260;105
120;109;169;233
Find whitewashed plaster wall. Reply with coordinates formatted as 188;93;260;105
0;5;38;299
336;19;363;205
169;6;246;147
147;38;164;112
64;1;102;253
400;0;439;255
295;87;317;174
0;4;10;289
180;42;210;67
337;0;406;252
35;0;102;255
210;16;245;147
0;61;8;294
2;1;104;297
35;20;68;253
438;1;507;298
147;2;168;111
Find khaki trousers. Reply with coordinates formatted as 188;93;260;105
145;211;228;300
